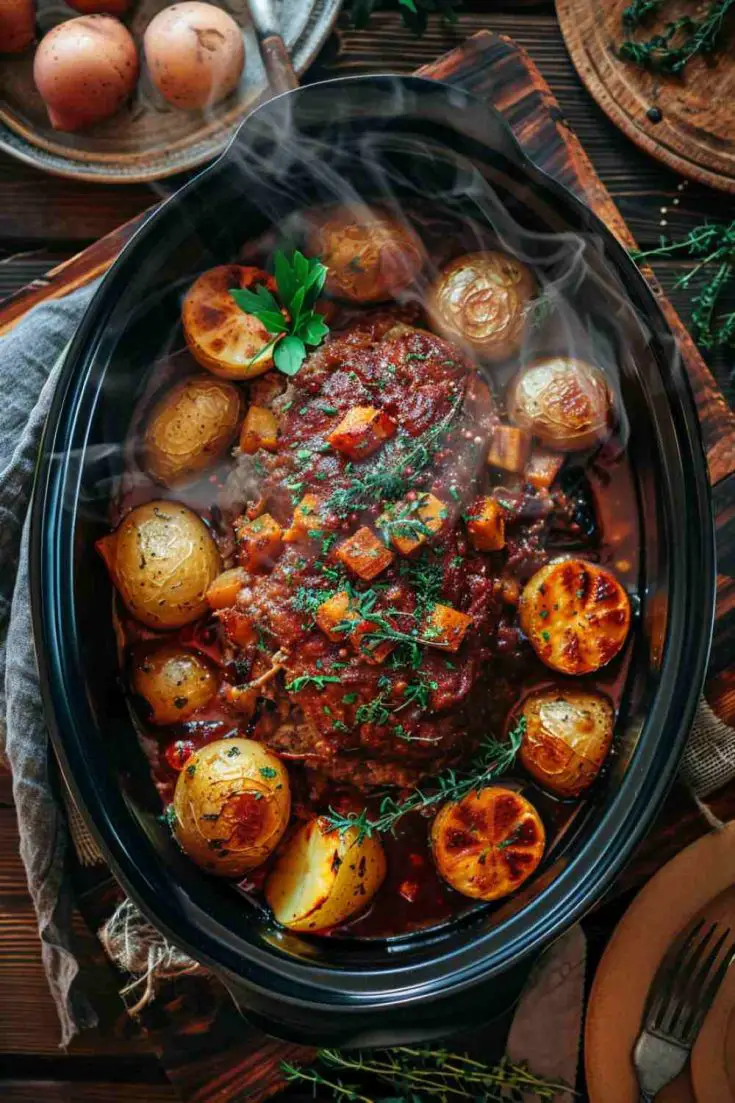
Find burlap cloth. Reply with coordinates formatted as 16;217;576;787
1;287;732;1056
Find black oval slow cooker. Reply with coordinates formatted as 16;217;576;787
30;76;715;1046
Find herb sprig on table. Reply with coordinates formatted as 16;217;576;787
229;250;329;377
619;0;735;73
345;0;461;36
631;220;735;349
281;1043;574;1102
324;716;526;841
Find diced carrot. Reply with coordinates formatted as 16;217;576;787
423;603;473;652
206;567;247;610
327;405;396;460
487;424;532;474
219;608;258;648
524;448;564;490
316;591;359;641
335;526;394;581
466;497;506;552
237;512;282;570
239;405;279;453
350;622;395;665
284;494;326;543
380;492;448;556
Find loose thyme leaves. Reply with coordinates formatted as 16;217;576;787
286;674;342;692
631;221;735;349
229;250;329;377
619;0;735;73
324;716;527;840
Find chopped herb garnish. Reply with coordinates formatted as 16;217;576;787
286;674;341;692
259;766;278;779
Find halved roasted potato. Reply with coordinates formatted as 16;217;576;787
265;816;386;931
183;265;281;379
507;357;613;452
172;739;290;877
96;501;221;630
518;687;615;798
307;206;424;303
519;558;631;675
427;251;535;362
431;786;545;901
143;375;242;487
131;643;217;726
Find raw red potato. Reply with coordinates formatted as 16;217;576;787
0;0;35;53
144;2;244;111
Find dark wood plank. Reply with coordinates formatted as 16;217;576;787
0;1084;177;1102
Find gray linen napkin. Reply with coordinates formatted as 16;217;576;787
0;281;99;1045
1;283;734;1053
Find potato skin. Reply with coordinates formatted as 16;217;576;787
265;817;387;932
0;0;35;54
66;0;130;12
131;643;217;726
142;375;242;487
507;357;613;452
144;2;244;110
427;251;535;362
97;500;221;630
173;739;290;877
431;787;545;902
519;558;631;675
183;265;278;379
33;16;138;132
518;687;614;798
307;207;424;303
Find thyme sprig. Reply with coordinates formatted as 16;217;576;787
631;220;735;349
619;0;735;73
345;0;461;36
281;1043;574;1102
324;716;526;840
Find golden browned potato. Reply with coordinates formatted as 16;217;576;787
265;817;387;931
518;687;614;798
183;266;279;379
131;643;217;726
307;207;424;303
172;739;290;877
519;558;631;675
431;787;545;902
96;500;221;630
144;2;244;111
0;0;35;54
33;16;138;131
507;357;613;452
426;251;535;362
142;375;242;487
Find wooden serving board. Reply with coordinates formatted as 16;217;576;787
4;28;735;1102
556;0;735;194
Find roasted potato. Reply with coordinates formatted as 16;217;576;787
265;816;386;931
131;643;217;726
0;0;35;54
518;687;614;798
431;787;545;901
519;558;631;675
507;357;613;452
144;2;244;111
427;251;535;362
142;375;242;487
183;266;281;379
307;207;424;303
96;500;221;630
172;739;290;877
33;16;138;131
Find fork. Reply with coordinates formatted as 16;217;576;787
633;919;735;1100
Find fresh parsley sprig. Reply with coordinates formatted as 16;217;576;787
631;220;735;349
324;716;526;841
229;250;330;377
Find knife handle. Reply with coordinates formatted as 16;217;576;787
258;33;298;95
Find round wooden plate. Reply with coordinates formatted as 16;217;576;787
585;823;735;1103
0;0;341;184
556;0;735;194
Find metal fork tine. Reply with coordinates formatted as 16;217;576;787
660;922;717;1036
646;919;704;1031
683;935;735;1043
676;926;731;1041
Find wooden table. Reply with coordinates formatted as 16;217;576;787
1;3;734;1099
